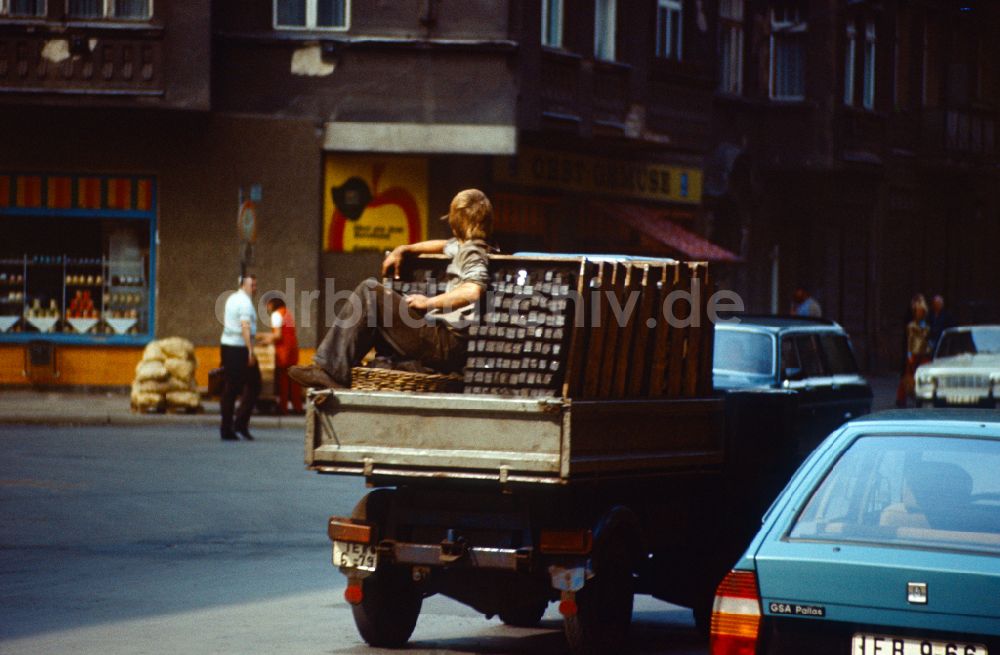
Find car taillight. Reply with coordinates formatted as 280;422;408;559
710;569;762;655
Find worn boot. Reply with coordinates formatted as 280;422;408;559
288;365;344;389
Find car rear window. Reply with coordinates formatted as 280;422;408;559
781;335;825;379
714;330;773;376
789;435;1000;554
936;327;1000;358
819;333;859;374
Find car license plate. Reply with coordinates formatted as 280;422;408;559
853;633;989;655
333;541;377;572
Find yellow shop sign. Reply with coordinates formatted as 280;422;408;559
495;148;702;204
323;155;428;252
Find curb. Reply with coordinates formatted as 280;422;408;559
0;414;307;429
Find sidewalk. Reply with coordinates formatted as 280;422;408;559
0;389;306;429
0;374;902;427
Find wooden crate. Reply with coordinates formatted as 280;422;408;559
392;253;714;400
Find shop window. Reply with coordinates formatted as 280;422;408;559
718;0;743;93
769;2;807;100
0;173;156;344
656;0;683;61
3;0;45;16
541;0;563;48
594;0;616;61
844;22;856;105
67;0;150;19
863;21;876;110
274;0;348;30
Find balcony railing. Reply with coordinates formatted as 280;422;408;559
0;33;163;97
539;50;581;123
941;108;996;156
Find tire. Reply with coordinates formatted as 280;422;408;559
351;567;422;648
563;537;634;655
499;598;548;627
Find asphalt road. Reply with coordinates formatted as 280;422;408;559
0;424;707;655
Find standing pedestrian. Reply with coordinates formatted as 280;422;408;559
219;274;261;440
791;287;822;318
896;293;931;408
258;297;302;415
928;294;956;353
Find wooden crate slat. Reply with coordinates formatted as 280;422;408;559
563;259;596;398
625;263;663;397
611;263;644;398
682;263;706;397
647;263;679;396
597;262;627;398
697;264;715;397
665;264;692;397
581;261;610;398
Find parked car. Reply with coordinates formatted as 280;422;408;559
714;316;873;457
915;325;1000;408
710;410;1000;655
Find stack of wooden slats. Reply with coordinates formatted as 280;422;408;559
561;259;714;399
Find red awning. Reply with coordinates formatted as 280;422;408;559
592;201;742;263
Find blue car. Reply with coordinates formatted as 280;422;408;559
710;410;1000;655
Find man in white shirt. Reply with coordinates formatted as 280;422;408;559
219;274;260;441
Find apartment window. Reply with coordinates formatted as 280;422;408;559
770;4;807;100
863;21;876;110
718;0;743;92
3;0;45;16
594;0;617;61
274;0;348;30
893;9;910;109
656;0;683;60
921;18;933;107
67;0;150;19
973;36;986;102
843;23;856;105
541;0;563;48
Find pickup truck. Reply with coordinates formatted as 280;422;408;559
304;254;797;654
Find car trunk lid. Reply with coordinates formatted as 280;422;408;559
754;540;1000;634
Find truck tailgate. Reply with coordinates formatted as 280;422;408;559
306;390;725;484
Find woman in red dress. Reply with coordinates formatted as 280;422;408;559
259;297;302;414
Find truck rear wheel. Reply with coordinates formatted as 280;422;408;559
499;598;548;627
351;567;422;648
563;539;634;654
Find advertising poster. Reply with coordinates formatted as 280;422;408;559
323;155;428;252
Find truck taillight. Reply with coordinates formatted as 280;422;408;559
710;569;761;655
539;530;593;554
328;517;372;544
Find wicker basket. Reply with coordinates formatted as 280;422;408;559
350;366;464;393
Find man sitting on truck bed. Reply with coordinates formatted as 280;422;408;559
289;188;493;389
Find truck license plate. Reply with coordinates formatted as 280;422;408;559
333;541;377;572
852;633;988;655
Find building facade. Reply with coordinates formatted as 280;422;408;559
705;0;1000;369
0;0;996;386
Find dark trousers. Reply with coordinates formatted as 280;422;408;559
314;279;466;386
220;344;261;436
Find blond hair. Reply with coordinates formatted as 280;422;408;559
448;189;493;241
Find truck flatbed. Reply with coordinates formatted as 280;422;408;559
306;389;725;485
